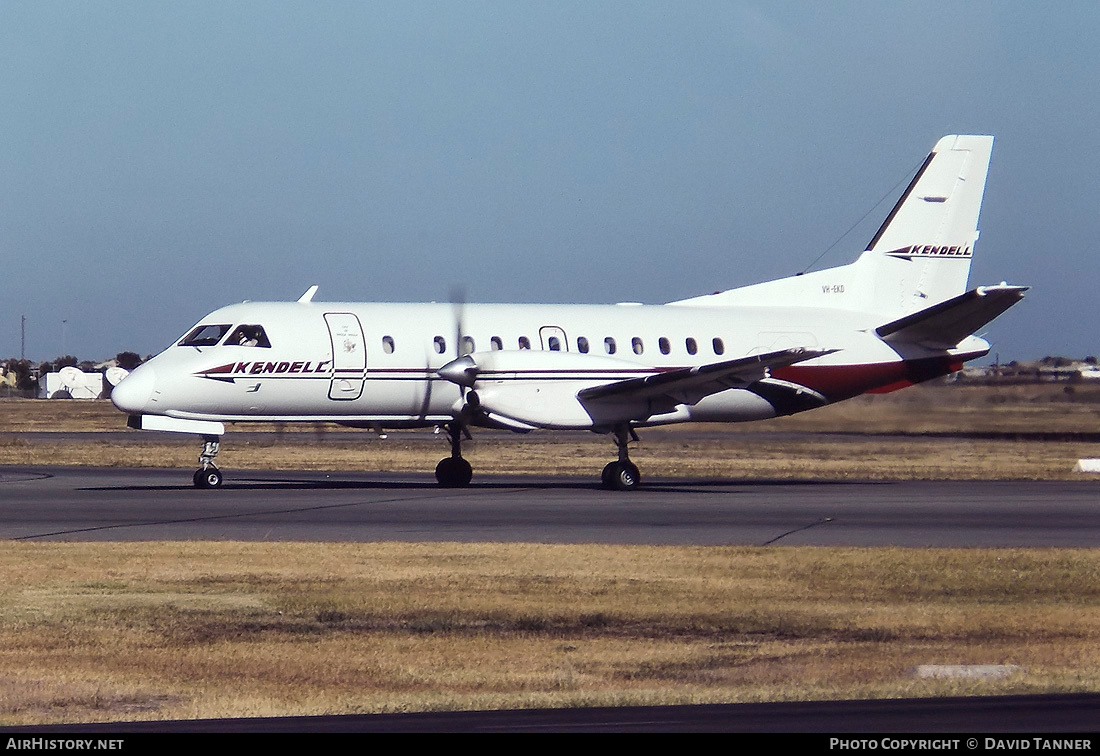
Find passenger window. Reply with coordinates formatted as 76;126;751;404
461;336;475;355
180;324;232;347
491;336;503;351
227;325;271;348
659;337;670;355
382;335;395;354
518;336;531;350
577;336;589;354
548;336;561;351
434;336;447;354
632;337;644;355
686;337;698;355
712;337;725;355
604;337;616;355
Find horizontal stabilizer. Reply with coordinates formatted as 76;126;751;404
578;347;833;404
875;284;1028;350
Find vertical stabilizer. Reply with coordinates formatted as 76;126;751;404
666;135;996;317
855;134;993;317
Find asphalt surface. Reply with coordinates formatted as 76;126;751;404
1;466;1098;546
7;694;1100;734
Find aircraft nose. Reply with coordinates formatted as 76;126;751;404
111;365;156;414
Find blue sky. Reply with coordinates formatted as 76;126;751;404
1;1;1096;361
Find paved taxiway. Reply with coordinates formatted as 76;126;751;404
2;466;1097;546
12;693;1100;733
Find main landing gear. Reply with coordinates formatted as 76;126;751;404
435;422;473;487
193;434;224;489
601;425;641;491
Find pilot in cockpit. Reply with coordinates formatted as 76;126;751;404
237;328;259;347
230;325;268;348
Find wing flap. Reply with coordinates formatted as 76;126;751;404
876;284;1028;350
577;347;834;404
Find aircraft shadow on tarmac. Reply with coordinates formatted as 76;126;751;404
79;475;877;493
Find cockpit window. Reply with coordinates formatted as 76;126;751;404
179;324;232;347
227;325;271;348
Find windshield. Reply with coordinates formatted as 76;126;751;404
178;324;232;347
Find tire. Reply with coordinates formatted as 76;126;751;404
601;462;619;489
435;457;473;487
194;468;223;489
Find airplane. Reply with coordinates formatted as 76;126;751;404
111;134;1026;490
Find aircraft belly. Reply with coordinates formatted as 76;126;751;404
772;354;967;400
477;384;788;429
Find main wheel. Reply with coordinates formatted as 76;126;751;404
614;461;640;491
435;456;473;487
193;467;224;489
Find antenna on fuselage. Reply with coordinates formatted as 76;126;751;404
798;154;926;275
297;285;319;303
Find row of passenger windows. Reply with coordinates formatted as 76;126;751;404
420;335;726;356
178;323;727;358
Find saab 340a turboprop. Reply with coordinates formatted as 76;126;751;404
112;135;1026;490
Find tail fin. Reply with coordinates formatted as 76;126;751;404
855;134;993;317
667;135;996;318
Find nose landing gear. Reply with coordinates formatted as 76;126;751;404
193;435;223;489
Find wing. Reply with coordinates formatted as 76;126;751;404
577;347;834;405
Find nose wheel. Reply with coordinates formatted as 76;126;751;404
193;435;224;489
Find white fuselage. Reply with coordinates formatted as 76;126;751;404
112;299;977;431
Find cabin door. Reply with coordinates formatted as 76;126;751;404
324;312;366;400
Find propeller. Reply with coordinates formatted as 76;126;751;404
439;286;479;431
450;285;468;360
438;354;478;387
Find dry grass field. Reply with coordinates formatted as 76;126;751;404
1;382;1099;725
1;542;1098;725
